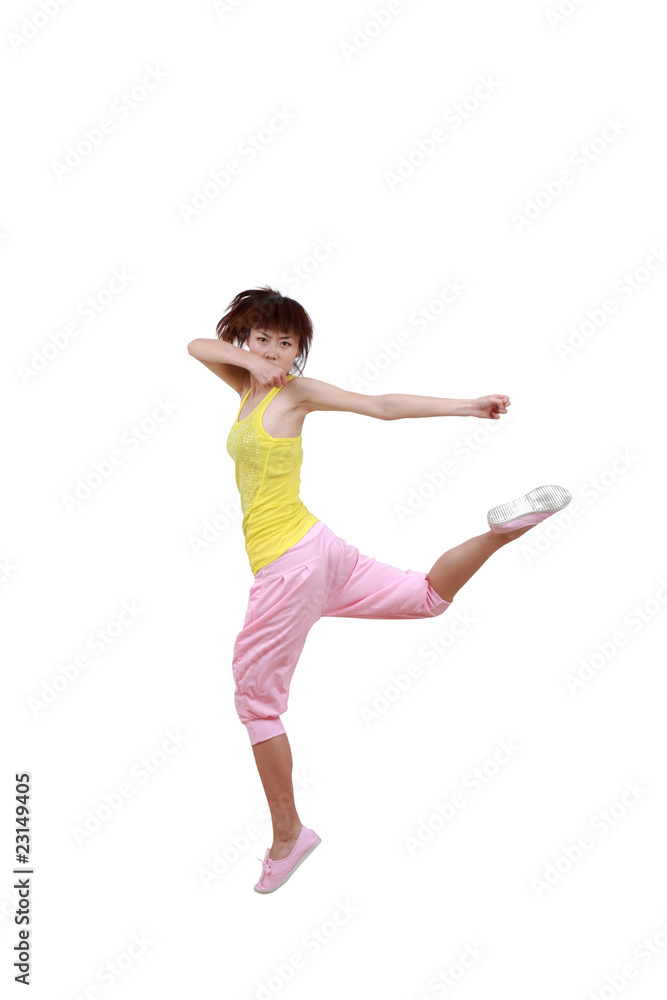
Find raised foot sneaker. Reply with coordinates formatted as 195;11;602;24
487;484;572;534
254;824;321;894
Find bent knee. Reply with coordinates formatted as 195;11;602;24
425;581;453;615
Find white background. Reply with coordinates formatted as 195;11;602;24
1;1;666;997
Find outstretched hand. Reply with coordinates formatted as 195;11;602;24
470;394;511;419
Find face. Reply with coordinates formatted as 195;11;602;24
248;328;301;375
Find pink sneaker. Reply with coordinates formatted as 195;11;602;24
487;484;572;534
254;825;321;894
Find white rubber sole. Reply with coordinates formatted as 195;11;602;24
487;484;572;527
253;837;322;894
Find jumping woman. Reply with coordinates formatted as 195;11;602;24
187;285;571;894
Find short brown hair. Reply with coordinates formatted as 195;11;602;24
215;285;314;376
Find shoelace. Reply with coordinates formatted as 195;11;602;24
257;856;271;876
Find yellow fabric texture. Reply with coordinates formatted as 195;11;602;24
226;373;319;575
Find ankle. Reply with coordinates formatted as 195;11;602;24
497;525;532;543
272;820;302;844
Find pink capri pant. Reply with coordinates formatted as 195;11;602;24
232;519;452;745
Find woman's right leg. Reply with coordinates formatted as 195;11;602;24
252;733;303;860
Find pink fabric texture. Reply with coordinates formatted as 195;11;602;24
232;520;452;745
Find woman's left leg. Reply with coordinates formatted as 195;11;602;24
427;523;532;604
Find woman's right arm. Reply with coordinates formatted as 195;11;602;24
187;338;253;394
187;339;289;392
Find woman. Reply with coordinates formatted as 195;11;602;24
187;285;571;894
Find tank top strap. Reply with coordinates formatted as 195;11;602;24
254;383;280;415
234;373;296;425
250;373;295;419
236;387;250;420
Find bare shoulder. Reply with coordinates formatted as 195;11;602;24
290;376;386;420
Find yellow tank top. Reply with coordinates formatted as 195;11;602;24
226;374;319;575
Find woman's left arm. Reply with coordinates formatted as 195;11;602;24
384;393;510;420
